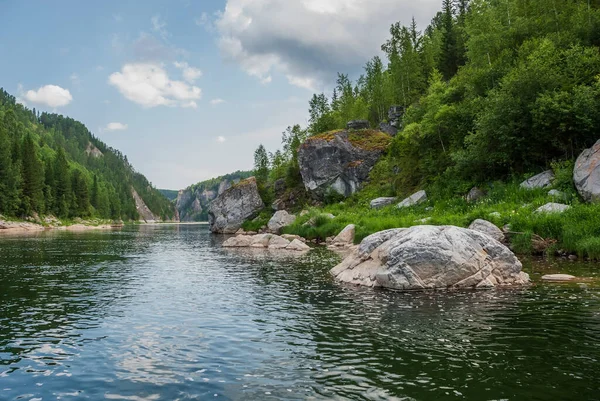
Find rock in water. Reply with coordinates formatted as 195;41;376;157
286;239;311;251
574;139;600;202
370;197;397;209
397;190;427;208
468;219;505;243
208;177;264;234
520;170;555;189
332;224;355;246
535;203;570;213
330;225;529;290
541;274;577;281
267;210;296;233
298;129;391;198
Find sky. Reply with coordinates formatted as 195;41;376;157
0;0;440;190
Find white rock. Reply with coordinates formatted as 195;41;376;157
267;210;296;233
520;170;555;189
468;219;505;243
267;235;291;249
286;239;311;251
370;197;397;209
331;225;529;290
223;235;253;247
535;203;570;213
333;224;355;245
397;190;427;209
574;139;600;202
541;274;577;281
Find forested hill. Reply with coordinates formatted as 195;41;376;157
0;88;175;221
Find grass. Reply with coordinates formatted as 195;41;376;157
241;210;271;232
306;129;392;152
275;179;600;259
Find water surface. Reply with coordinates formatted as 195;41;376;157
1;225;599;400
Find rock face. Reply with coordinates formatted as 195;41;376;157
466;187;485;203
535;203;570;213
574;139;600;202
397;190;427;208
85;142;103;158
330;225;529;290
208;177;265;233
520;170;555;189
370;197;397;209
267;210;296;233
346;120;370;130
468;219;505;243
298;129;391;198
131;187;159;222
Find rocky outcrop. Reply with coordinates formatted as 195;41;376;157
397;190;427;208
131;187;159;222
208;177;264;233
85;142;103;158
347;120;370;130
535;203;570;213
520;170;555;189
466;187;485;203
574;139;600;202
468;219;504;243
267;210;296;233
370;197;397;209
222;234;310;251
330;225;529;290
298;129;392;198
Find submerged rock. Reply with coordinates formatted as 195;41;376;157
330;225;529;291
208;177;265;234
468;219;505;243
397;190;427;209
574;139;600;202
298;129;391;198
520;170;555;189
535;203;570;213
541;274;576;282
370;197;397;209
267;210;296;233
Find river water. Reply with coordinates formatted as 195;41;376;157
0;224;598;400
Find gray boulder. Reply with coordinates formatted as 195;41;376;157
468;219;505;243
535;203;570;213
346;120;370;130
397;190;427;209
267;210;296;233
574;139;600;202
208;177;265;233
370;197;397;209
330;225;529;290
378;122;397;136
466;187;486;203
520;170;555;189
298;130;391;198
548;189;564;198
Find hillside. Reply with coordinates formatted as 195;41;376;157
175;170;252;221
0;88;174;222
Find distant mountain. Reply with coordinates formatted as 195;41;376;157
175;171;253;221
0;88;175;221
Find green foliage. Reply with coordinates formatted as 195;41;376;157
0;88;174;221
241;210;272;232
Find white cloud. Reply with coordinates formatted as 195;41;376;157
108;63;202;108
23;84;73;108
214;0;440;89
151;15;169;40
174;61;202;83
210;98;225;105
216;136;226;143
105;122;128;131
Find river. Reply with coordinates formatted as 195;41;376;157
0;224;598;400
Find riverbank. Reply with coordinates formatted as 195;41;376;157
0;217;125;234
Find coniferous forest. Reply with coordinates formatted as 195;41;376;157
0;89;174;221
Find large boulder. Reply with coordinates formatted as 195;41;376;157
574;139;600;202
330;225;529;290
397;190;427;209
298;129;392;198
520;170;555;189
468;219;505;243
370;197;397;209
267;210;296;233
208;177;264;233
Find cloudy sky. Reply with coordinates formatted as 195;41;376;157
0;0;440;189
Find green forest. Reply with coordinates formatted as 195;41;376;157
244;0;600;257
0;89;174;222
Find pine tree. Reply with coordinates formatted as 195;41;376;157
0;112;20;215
439;0;458;80
20;134;45;215
53;147;71;217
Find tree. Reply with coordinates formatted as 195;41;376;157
20;134;45;214
439;0;458;80
0;110;20;215
53;147;71;217
253;144;270;184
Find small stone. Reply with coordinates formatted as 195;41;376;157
535;203;571;213
548;189;564;198
267;235;291;249
333;224;356;245
568;255;578;261
287;239;311;251
466;187;486;203
267;210;296;233
370;197;397;209
520;170;555;189
541;274;577;281
397;190;427;209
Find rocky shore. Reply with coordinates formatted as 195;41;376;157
0;217;124;234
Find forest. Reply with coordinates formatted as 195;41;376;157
253;0;600;197
0;89;174;222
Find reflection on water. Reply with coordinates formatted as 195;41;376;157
0;224;599;400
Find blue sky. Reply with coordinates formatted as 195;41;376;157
0;0;440;189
